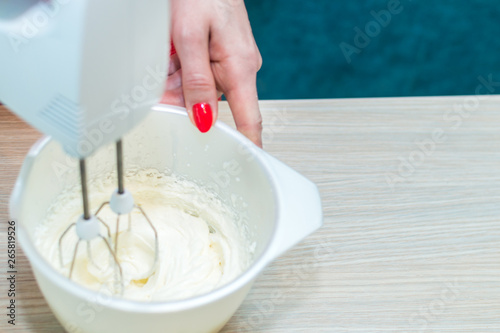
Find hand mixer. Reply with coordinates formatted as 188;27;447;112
0;0;169;293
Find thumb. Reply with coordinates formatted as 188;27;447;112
174;30;218;133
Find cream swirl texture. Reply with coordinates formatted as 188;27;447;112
35;169;252;301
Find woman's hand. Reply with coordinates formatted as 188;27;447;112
161;0;263;147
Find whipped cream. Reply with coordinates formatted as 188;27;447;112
35;169;252;301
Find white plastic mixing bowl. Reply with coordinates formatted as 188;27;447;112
10;105;322;333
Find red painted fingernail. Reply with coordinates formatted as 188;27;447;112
170;40;176;56
192;103;213;133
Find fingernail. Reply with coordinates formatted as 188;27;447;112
170;40;176;56
192;103;213;133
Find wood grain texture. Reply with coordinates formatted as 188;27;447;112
1;96;499;332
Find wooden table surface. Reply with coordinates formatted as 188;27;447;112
0;97;499;332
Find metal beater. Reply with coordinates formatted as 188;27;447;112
58;140;159;294
0;0;168;295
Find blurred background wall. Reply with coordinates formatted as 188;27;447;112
245;0;500;99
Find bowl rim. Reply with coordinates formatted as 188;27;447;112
16;104;283;313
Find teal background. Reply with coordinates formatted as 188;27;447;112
245;0;500;99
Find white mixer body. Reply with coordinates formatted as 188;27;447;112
0;0;169;157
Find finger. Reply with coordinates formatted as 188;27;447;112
161;86;185;106
166;68;182;91
168;53;181;75
174;27;218;133
224;73;262;147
